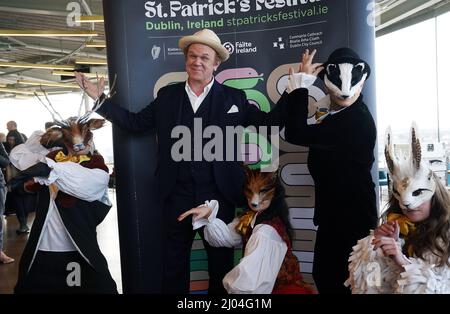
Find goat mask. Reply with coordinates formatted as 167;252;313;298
41;117;105;156
385;123;436;210
319;47;370;100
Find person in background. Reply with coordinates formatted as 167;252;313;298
0;132;6;145
4;130;29;234
5;121;27;151
6;121;27;141
0;141;14;264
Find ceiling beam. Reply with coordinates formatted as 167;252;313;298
376;0;445;32
0;0;103;16
0;6;68;17
6;37;107;59
0;68;75;84
0;30;98;37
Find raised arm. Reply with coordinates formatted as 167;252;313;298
74;71;105;101
243;49;323;129
74;72;156;133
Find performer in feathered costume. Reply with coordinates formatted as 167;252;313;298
345;123;450;294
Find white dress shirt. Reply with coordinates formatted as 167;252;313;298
185;79;215;113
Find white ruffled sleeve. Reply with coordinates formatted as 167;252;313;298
192;200;219;230
286;72;317;93
203;217;242;248
223;224;287;294
396;255;450;294
190;200;242;248
345;233;403;294
34;158;109;203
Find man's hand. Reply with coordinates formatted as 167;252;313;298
178;204;212;222
74;71;105;101
290;49;324;76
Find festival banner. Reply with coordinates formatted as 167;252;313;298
103;0;377;293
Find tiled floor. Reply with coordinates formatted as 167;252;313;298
0;189;122;294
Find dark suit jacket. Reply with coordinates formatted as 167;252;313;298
97;81;289;205
284;88;378;232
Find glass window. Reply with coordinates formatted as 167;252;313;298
437;11;450;154
376;18;439;168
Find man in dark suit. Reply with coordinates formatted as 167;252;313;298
75;29;292;294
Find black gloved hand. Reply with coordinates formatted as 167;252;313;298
21;162;52;177
8;162;51;191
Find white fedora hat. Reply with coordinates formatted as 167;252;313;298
179;29;229;62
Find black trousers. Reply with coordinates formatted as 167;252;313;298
312;223;373;294
10;191;36;228
161;189;235;294
15;251;118;294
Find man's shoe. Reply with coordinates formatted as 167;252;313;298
16;226;30;234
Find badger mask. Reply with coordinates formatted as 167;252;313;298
323;62;368;100
385;124;436;210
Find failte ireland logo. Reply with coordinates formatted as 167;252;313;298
223;42;234;54
151;45;161;60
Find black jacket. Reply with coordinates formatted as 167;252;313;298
285;88;378;231
15;153;117;293
97;81;289;205
0;142;9;186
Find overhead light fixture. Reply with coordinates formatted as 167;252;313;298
0;87;45;95
0;29;98;37
85;40;106;48
75;58;107;65
14;95;32;100
76;15;104;23
0;61;75;70
52;70;108;79
17;79;80;89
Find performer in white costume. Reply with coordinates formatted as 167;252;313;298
345;124;450;294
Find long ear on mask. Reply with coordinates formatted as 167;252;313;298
88;119;106;131
270;168;279;181
239;162;253;177
410;122;422;170
40;127;63;148
384;126;395;175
